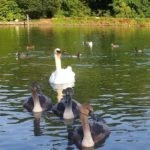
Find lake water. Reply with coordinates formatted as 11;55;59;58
0;25;150;150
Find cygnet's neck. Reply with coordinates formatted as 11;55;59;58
63;95;74;119
55;53;61;71
81;113;94;148
32;91;42;112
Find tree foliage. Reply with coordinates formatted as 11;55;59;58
0;0;24;21
43;0;62;17
60;0;90;17
0;0;149;21
111;0;150;18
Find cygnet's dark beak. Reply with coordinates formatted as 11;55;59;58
89;111;94;118
63;88;74;96
65;94;72;105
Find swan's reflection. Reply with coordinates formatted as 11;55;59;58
26;17;35;51
50;82;75;102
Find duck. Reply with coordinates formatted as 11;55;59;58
52;87;80;119
71;52;82;58
23;82;53;112
16;52;28;60
83;41;93;49
69;104;110;148
49;48;75;84
26;44;35;50
87;41;93;48
134;47;143;53
62;50;81;58
111;43;119;48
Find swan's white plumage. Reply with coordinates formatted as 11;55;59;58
49;48;75;84
49;66;75;84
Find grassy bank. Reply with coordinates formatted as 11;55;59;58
52;17;150;27
0;17;150;27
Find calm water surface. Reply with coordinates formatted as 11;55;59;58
0;26;150;150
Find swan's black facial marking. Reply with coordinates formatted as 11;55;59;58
55;48;61;54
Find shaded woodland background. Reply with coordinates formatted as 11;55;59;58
0;0;149;21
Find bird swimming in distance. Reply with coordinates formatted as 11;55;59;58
62;50;82;58
16;52;28;60
111;43;119;49
134;47;144;53
26;44;35;50
83;41;93;49
49;48;75;85
23;82;53;112
71;52;82;58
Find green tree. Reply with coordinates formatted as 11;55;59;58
15;0;29;10
131;0;150;17
26;0;43;18
0;0;24;21
43;0;62;17
60;0;90;17
15;0;62;18
111;0;150;18
1;0;149;19
84;0;112;16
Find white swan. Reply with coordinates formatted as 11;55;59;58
49;48;75;84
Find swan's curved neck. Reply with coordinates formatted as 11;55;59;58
55;53;61;71
32;91;42;112
81;113;94;147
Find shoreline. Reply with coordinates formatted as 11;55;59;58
0;18;150;27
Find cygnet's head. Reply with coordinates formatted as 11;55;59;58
63;87;74;97
80;104;93;116
31;82;41;94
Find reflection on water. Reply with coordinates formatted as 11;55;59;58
50;82;75;102
0;26;150;150
33;112;42;136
